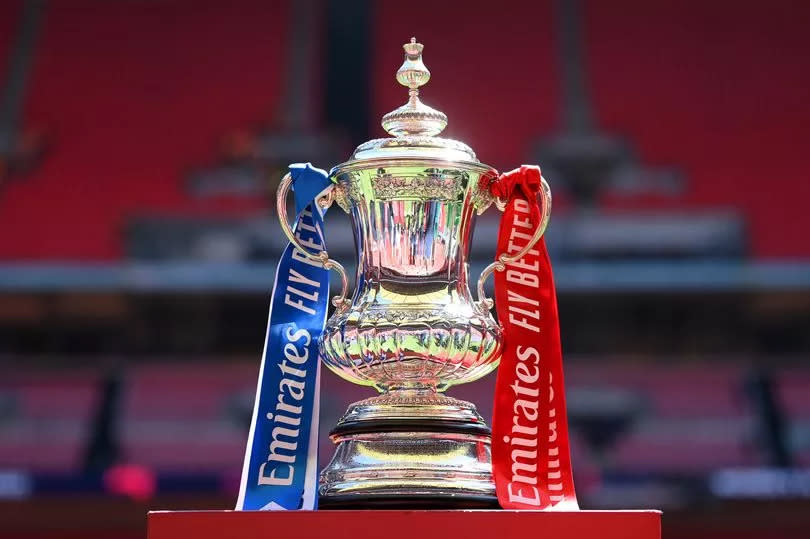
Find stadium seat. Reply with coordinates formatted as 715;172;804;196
0;369;99;472
119;362;255;472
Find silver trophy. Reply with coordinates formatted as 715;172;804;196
277;38;550;508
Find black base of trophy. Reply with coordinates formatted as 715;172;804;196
329;417;492;437
318;493;500;510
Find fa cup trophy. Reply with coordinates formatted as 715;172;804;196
239;38;575;511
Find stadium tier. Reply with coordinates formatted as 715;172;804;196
372;0;810;258
0;368;100;472
0;0;288;260
0;0;808;260
2;360;808;483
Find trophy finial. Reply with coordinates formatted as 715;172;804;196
382;38;447;137
396;37;430;93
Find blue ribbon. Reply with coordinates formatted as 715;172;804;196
236;163;332;510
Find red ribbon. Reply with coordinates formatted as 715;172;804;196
490;165;578;510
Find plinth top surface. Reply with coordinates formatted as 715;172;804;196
149;509;661;539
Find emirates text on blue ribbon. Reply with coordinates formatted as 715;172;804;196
236;163;332;510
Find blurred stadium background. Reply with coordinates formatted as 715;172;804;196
1;0;809;537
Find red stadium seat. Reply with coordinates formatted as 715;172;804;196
0;369;99;472
612;436;756;474
564;362;746;418
119;362;255;472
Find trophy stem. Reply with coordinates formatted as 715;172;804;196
318;391;498;508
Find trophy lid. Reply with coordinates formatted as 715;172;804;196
340;38;483;166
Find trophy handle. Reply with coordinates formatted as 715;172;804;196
276;173;350;310
476;175;552;310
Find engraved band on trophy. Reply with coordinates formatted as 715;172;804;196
275;38;552;508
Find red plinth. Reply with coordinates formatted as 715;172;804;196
148;510;661;539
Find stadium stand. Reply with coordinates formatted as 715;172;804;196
4;360;806;479
119;361;254;472
0;367;99;472
584;0;810;257
0;0;291;260
0;0;805;265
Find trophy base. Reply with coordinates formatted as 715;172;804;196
318;391;497;508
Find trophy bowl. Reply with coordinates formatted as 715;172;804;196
320;160;502;392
